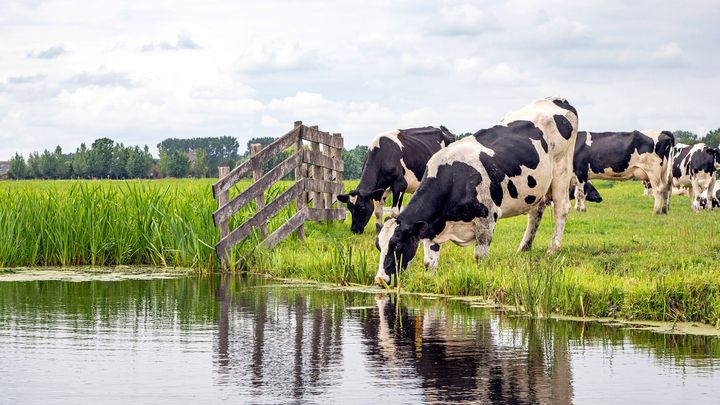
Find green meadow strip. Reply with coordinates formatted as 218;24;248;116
2;179;720;326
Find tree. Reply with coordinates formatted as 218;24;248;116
54;146;71;179
38;149;58;179
157;150;169;178
158;136;239;174
27;152;41;179
702;128;720;148
8;153;28;179
109;143;129;179
89;137;114;178
191;148;210;178
167;150;191;178
73;143;92;179
673;130;700;145
342;145;368;180
126;145;153;178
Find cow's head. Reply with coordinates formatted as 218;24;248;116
569;182;603;203
374;218;427;284
584;182;603;203
337;188;385;234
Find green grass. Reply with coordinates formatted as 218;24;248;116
2;178;720;326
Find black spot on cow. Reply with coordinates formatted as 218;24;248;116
395;161;486;241
552;98;578;116
527;175;536;188
525;195;536;204
492;212;498;222
397;126;456;181
430;243;440;252
655;131;675;164
507;180;518;198
474;120;545;207
672;145;693;179
553;115;573;140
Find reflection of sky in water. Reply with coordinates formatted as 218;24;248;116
0;276;719;404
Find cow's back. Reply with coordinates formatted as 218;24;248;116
396;126;454;181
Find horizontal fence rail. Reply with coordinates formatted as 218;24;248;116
212;121;345;268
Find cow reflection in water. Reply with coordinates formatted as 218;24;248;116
362;295;573;404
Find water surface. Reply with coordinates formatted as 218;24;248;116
1;274;719;404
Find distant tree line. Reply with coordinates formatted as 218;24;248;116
157;137;239;177
8;138;155;180
672;128;720;147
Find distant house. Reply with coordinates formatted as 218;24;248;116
0;161;9;180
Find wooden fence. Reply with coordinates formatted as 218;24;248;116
212;121;345;266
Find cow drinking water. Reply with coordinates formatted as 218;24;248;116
374;96;578;284
337;126;455;234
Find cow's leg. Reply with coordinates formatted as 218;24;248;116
374;189;390;233
390;181;407;218
574;183;587;212
706;178;716;211
548;174;573;256
690;182;701;212
647;173;668;214
475;214;498;260
518;198;547;252
422;240;440;272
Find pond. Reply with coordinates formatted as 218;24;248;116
1;272;719;404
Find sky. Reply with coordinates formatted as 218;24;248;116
1;0;719;159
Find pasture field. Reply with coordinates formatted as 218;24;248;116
1;179;720;326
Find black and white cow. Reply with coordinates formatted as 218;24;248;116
671;143;720;212
337;126;455;234
572;130;675;213
699;182;720;209
374;96;578;283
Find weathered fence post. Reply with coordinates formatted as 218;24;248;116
217;166;230;266
331;132;344;220
294;121;306;240
309;125;322;210
250;143;268;238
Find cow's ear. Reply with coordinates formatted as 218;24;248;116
337;194;350;203
370;188;385;201
412;221;430;237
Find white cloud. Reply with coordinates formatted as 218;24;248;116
141;33;200;52
429;4;499;36
401;53;447;75
236;41;318;73
27;44;67;59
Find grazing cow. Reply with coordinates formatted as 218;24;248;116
671;143;720;212
569;181;602;203
699;183;720;209
572;130;675;213
374;96;578;283
337;126;455;234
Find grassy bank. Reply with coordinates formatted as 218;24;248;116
2;179;720;326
